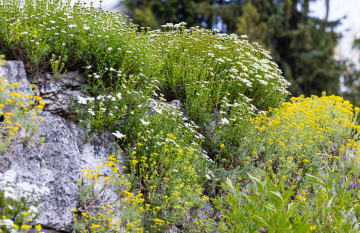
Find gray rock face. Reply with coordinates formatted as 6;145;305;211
0;61;123;232
30;71;90;121
1;61;32;96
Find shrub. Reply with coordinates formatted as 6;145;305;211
214;93;360;189
0;0;290;153
209;165;360;233
74;156;144;233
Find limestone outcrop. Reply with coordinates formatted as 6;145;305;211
0;61;123;232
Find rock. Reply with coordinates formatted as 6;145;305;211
1;61;33;96
30;70;90;121
0;111;123;232
0;61;123;232
169;100;186;117
147;99;187;118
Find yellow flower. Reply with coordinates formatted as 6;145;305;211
22;212;30;216
35;224;42;230
20;225;32;230
73;208;78;212
154;218;165;223
131;160;139;165
220;143;225;148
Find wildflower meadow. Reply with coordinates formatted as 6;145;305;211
0;0;360;232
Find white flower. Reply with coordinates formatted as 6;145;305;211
29;206;38;213
108;47;113;51
83;26;90;30
220;118;230;125
172;170;178;172
62;43;66;46
109;67;116;72
154;107;162;114
3;186;16;200
161;23;173;27
69;24;77;28
0;219;14;229
94;74;100;79
112;131;125;139
84;65;92;69
88;109;95;116
1;170;17;184
205;169;215;180
50;20;56;23
140;119;150;126
17;182;34;196
77;96;87;105
116;93;122;99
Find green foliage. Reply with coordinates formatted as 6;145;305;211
1;0;358;232
0;1;290;230
0;66;44;152
74;157;144;233
49;54;66;81
211;93;360;195
126;0;344;97
209;165;360;233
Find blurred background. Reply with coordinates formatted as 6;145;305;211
76;0;360;106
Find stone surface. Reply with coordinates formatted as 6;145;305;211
0;61;123;232
30;70;90;121
1;60;33;96
147;99;187;118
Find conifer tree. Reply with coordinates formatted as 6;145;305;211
342;38;360;108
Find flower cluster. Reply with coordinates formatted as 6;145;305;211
0;170;49;233
74;156;144;233
0;64;45;152
242;93;360;186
